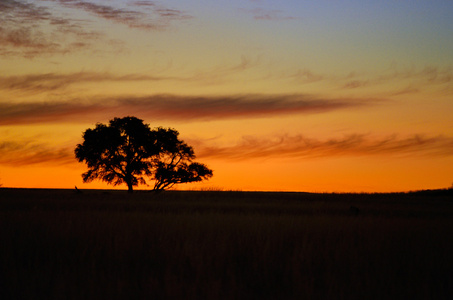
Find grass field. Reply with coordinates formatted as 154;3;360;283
1;188;453;299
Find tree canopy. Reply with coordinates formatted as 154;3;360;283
75;116;212;192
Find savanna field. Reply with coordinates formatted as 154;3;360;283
1;188;453;299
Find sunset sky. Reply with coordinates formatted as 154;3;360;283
1;0;452;192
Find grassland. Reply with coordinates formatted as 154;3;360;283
1;188;453;299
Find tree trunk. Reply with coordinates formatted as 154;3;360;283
125;171;134;193
126;179;133;193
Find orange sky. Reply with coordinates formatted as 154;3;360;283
1;0;452;192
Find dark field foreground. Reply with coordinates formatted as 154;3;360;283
1;188;453;299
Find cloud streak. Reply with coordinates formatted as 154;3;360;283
0;94;376;125
0;57;259;93
240;8;298;21
52;0;191;30
2;133;451;167
0;72;176;93
193;134;453;160
0;140;74;166
339;66;453;94
0;0;101;57
0;0;190;57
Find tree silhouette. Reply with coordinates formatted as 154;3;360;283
75;116;213;192
75;117;156;192
152;128;213;190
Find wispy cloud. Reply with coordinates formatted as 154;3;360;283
390;85;420;96
283;65;453;95
288;69;325;84
1;133;451;167
0;0;55;54
339;66;453;94
240;8;298;21
0;140;74;166
0;0;101;57
0;0;190;57
0;57;258;93
343;80;369;89
0;72;176;93
379;66;453;85
0;0;51;23
0;94;376;125
193;134;453;160
53;0;191;30
188;56;262;84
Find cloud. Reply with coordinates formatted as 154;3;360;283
193;134;453;160
0;0;51;22
53;0;191;30
0;26;60;57
369;65;453;94
0;56;258;93
0;72;176;93
343;80;369;89
131;1;157;7
390;85;420;96
0;94;376;125
240;8;298;21
0;0;190;57
274;64;453;95
289;69;325;83
0;1;56;53
380;66;453;85
298;65;453;94
0;0;101;57
1;132;451;167
0;140;74;166
187;56;262;84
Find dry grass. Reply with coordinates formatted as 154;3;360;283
1;188;453;299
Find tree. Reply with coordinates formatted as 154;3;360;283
75;117;156;192
151;127;213;191
75;116;212;192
